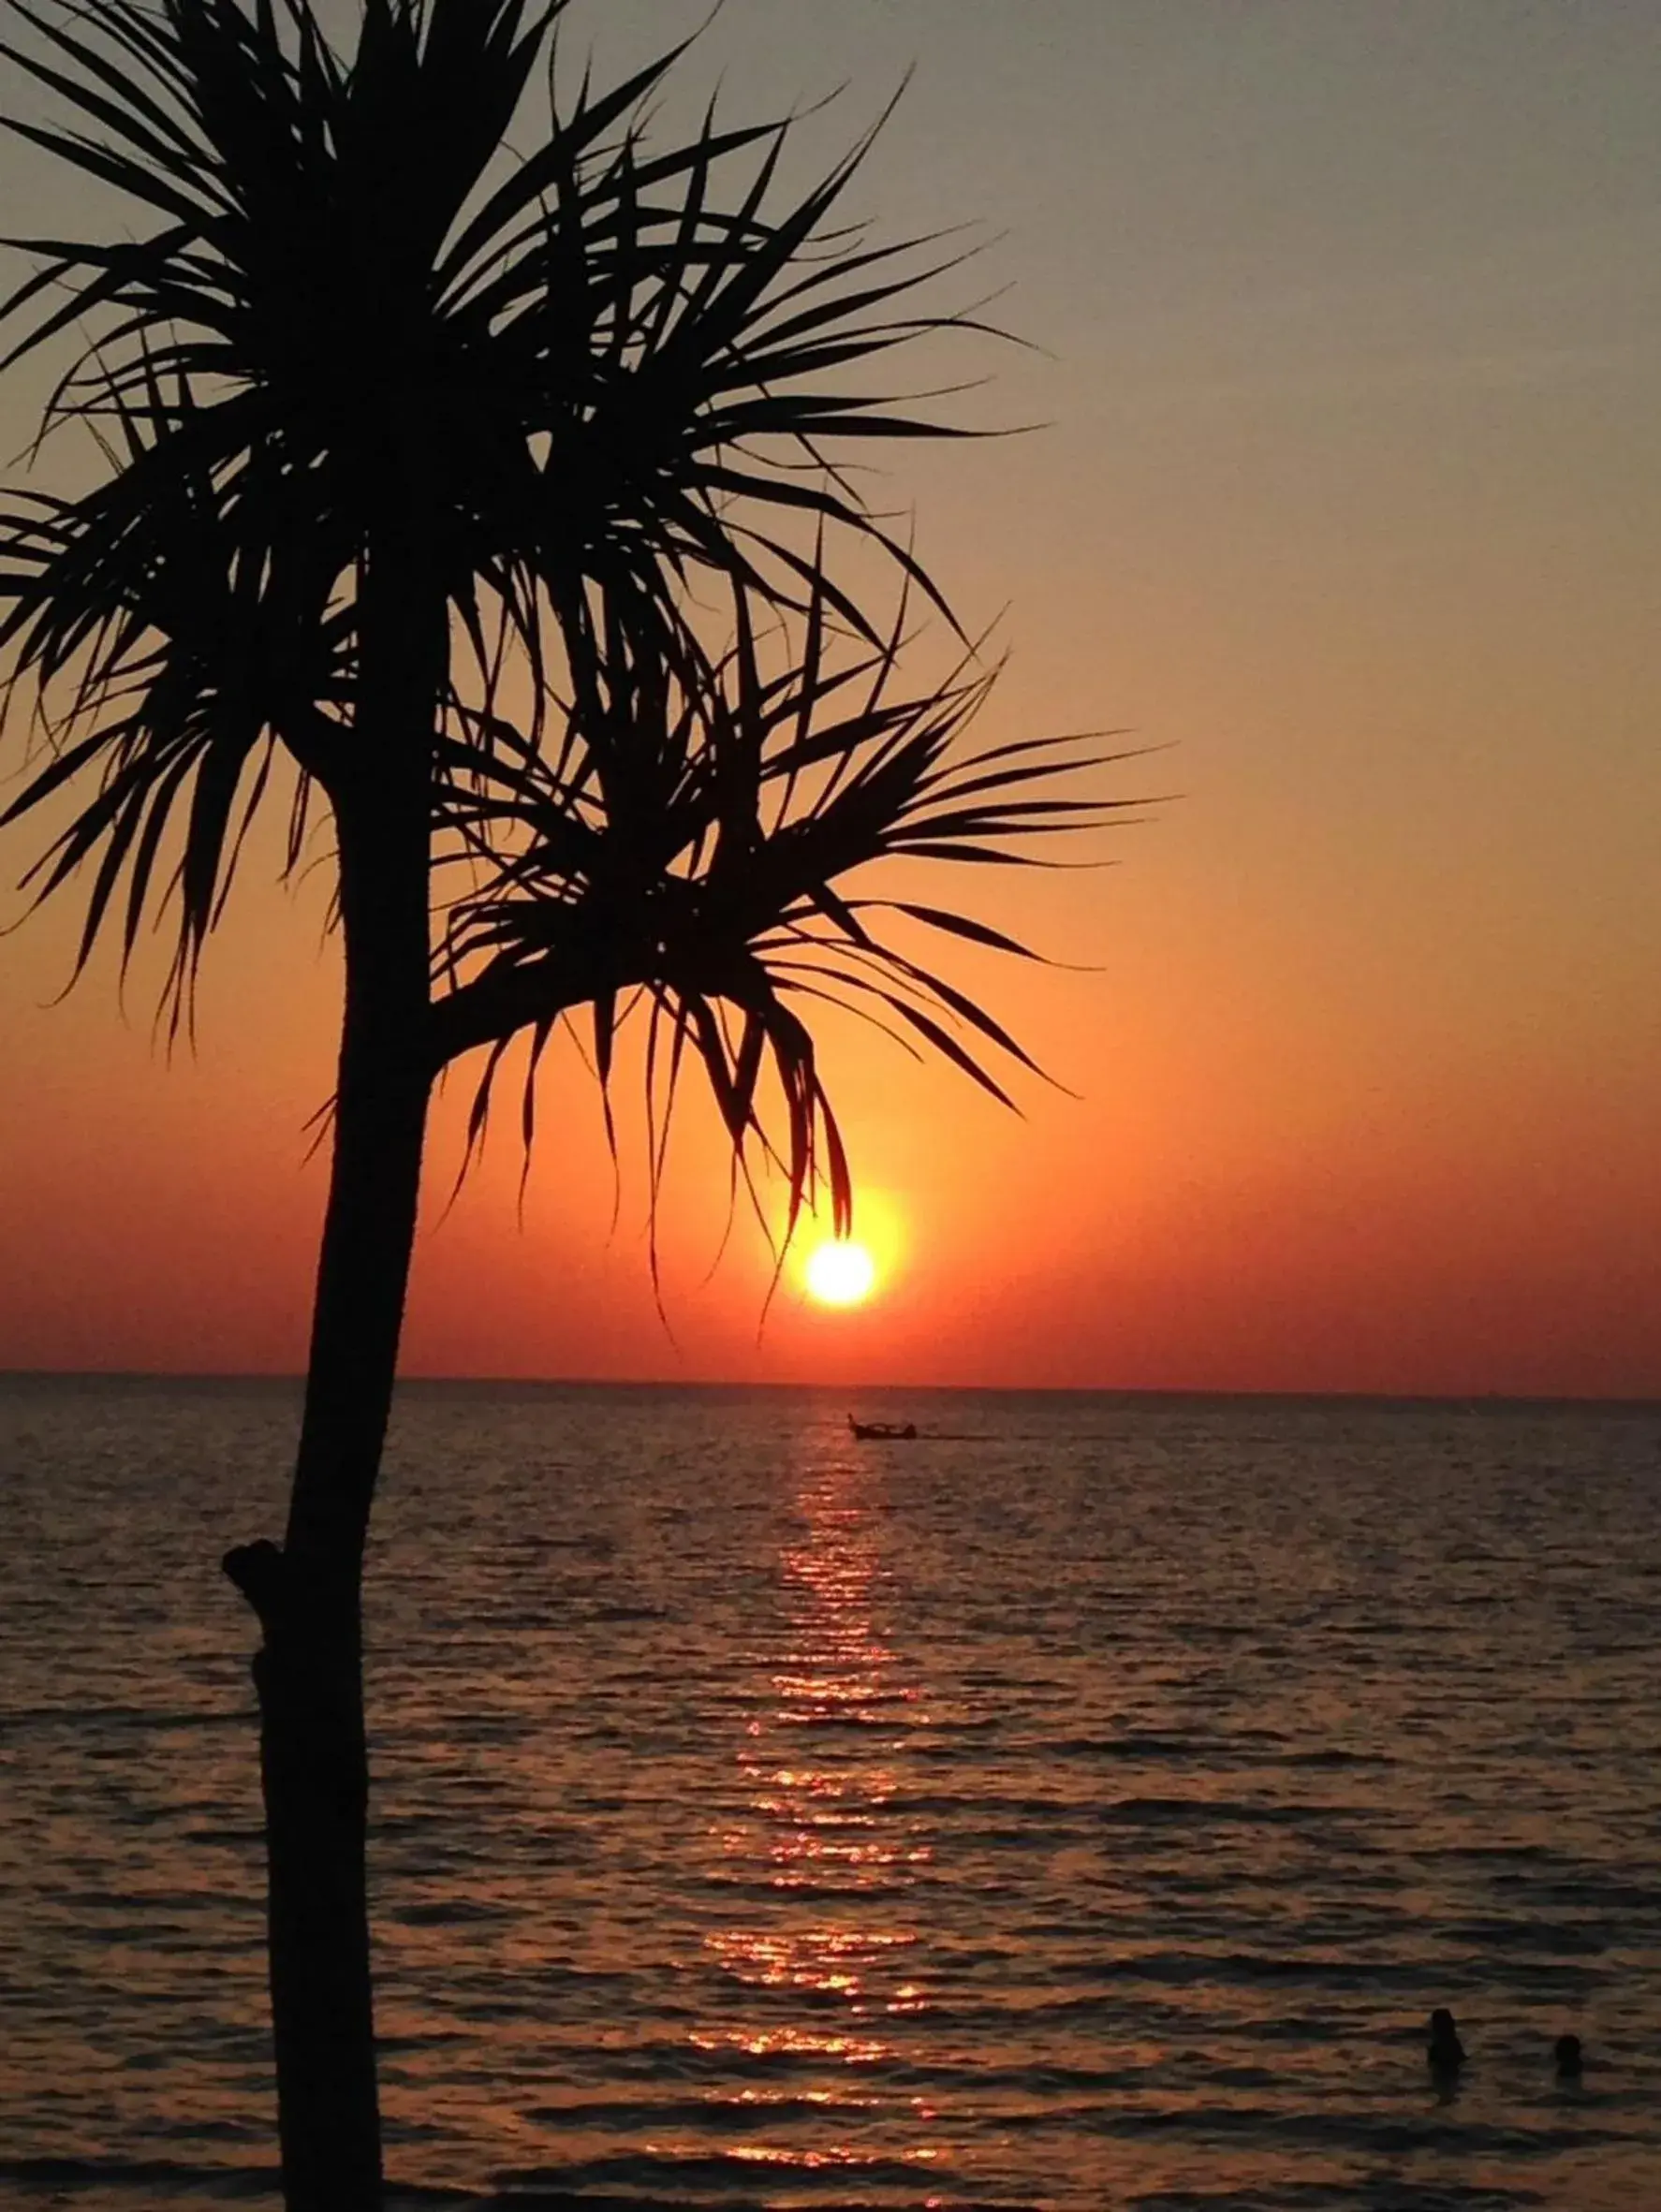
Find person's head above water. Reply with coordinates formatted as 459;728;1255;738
1427;2008;1466;2066
1554;2033;1583;2076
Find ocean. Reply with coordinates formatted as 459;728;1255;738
1;1378;1659;2211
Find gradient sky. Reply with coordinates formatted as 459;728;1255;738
2;0;1659;1393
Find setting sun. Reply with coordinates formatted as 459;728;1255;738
804;1239;877;1309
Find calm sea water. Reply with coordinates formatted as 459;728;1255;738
2;1380;1660;2212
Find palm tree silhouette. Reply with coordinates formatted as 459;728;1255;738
0;6;1115;2207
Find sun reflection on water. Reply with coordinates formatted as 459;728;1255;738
689;1446;948;2187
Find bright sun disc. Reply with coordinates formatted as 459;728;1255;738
805;1239;876;1308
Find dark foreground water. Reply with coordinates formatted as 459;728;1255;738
2;1380;1660;2211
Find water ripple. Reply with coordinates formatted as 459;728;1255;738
2;1380;1660;2209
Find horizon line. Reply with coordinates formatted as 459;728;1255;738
1;1368;1658;1412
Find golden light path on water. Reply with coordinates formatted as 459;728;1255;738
680;1448;949;2195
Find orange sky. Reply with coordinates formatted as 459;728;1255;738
2;1;1659;1395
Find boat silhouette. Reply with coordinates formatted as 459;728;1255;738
847;1414;918;1441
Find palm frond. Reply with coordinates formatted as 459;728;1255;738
0;362;340;1024
1;0;998;1006
432;563;1137;1240
2;0;987;614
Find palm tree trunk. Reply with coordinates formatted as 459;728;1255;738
225;791;431;2212
224;507;441;2210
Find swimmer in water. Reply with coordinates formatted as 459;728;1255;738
1427;2007;1466;2073
1554;2033;1583;2078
